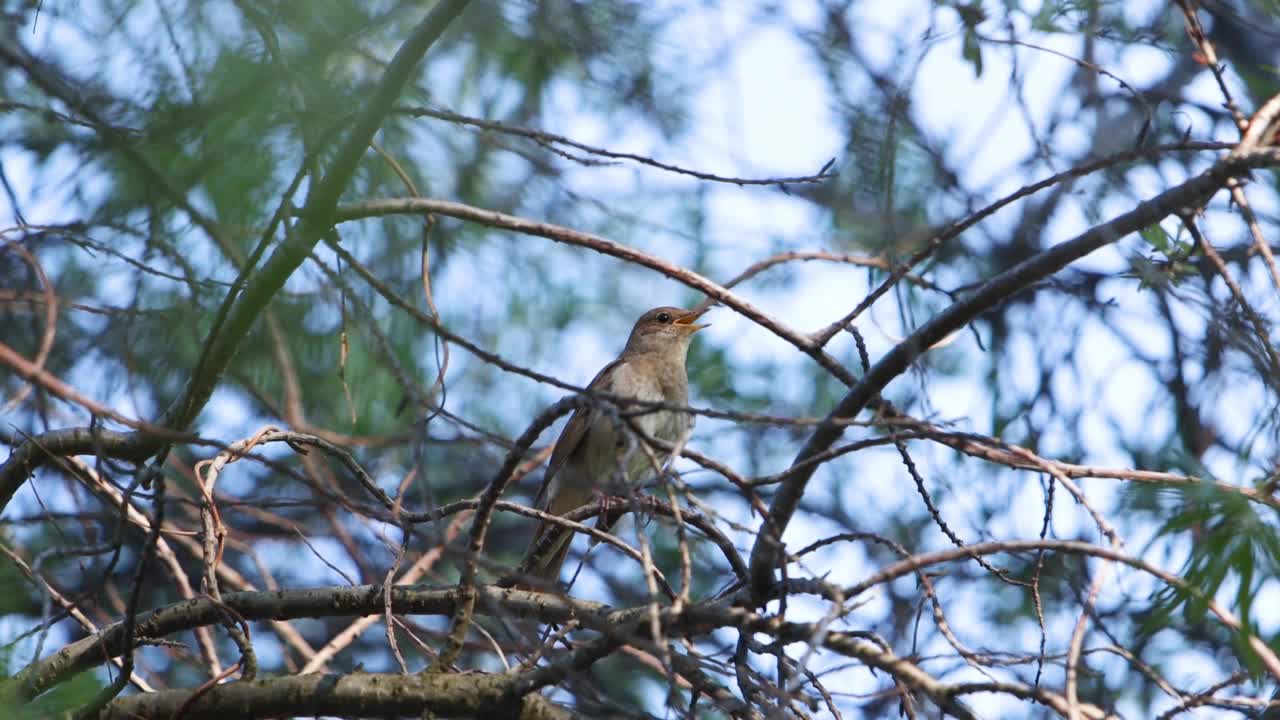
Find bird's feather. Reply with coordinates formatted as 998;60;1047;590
530;357;624;509
505;306;701;589
515;357;628;585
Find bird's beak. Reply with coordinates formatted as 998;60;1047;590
674;308;710;332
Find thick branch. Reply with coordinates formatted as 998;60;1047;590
100;671;567;720
6;585;600;702
0;428;153;512
746;147;1280;599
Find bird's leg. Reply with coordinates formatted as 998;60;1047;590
590;487;621;527
628;488;660;532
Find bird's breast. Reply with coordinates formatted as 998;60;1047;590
576;358;692;490
606;361;690;441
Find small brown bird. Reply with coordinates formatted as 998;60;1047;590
508;306;708;587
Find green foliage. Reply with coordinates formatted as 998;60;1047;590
1138;224;1174;255
1134;481;1280;678
11;671;105;720
962;29;984;78
950;1;988;77
0;551;31;617
1133;224;1197;290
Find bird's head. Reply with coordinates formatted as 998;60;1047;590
623;306;709;356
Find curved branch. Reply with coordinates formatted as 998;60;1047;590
331;196;858;386
1;428;162;513
4;585;593;702
397;104;835;186
746;147;1280;600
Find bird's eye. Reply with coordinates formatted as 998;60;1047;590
656;312;672;323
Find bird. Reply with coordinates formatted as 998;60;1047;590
504;306;708;588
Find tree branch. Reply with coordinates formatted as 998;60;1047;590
100;670;568;720
746;147;1280;600
0;0;471;517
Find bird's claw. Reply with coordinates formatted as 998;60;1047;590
591;489;619;521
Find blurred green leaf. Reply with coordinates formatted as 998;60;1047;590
962;30;984;77
1135;481;1280;679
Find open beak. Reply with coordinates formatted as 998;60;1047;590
674;308;710;332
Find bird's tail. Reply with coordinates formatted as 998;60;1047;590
498;522;573;590
498;482;593;590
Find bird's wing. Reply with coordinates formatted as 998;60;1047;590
530;356;625;510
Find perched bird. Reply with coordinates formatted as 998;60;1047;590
506;306;708;588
